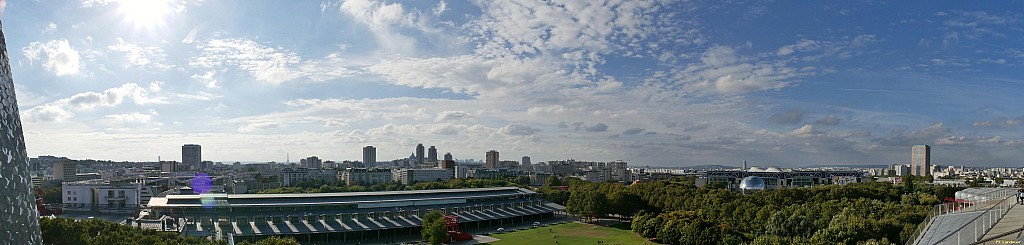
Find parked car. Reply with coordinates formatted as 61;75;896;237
532;222;541;227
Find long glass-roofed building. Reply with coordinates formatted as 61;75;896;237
147;187;564;243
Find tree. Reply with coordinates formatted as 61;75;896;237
40;187;63;204
421;210;448;245
514;176;531;186
40;217;221;245
902;174;914;193
609;190;645;218
632;211;663;238
545;175;562;186
567;183;610;222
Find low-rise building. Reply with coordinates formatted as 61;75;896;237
62;179;156;214
276;168;337;186
695;167;868;192
340;168;393;186
392;169;454;185
146;187;565;244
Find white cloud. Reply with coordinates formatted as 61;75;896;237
340;0;431;55
190;38;300;84
80;0;113;8
42;22;57;34
192;71;219;88
527;105;567;115
777;39;820;56
190;38;352;84
108;38;169;69
106;112;155;124
666;45;805;95
470;0;660;57
435;110;471;122
22;39;82;76
148;81;163;93
433;0;448;15
499;123;541;136
367;55;581;97
790;124;822;137
237;122;284;133
23;83;164;122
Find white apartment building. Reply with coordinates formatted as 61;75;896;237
340;168;393;186
62;179;155;214
393;169;454;185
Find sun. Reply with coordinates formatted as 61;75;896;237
117;0;174;28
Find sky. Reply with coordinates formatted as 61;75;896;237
2;0;1024;167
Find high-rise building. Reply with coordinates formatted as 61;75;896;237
428;146;438;164
485;150;500;169
362;145;376;167
303;156;322;169
0;20;45;242
912;144;931;176
54;162;77;181
522;156;531;166
182;144;202;172
443;152;453;161
416;144;425;165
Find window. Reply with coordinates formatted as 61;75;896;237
119;190;126;197
108;190;114;197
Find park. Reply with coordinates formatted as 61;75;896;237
483;221;654;245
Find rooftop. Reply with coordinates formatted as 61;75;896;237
149;187;534;208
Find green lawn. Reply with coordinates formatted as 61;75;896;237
484;222;657;245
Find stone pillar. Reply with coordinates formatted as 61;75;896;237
0;20;45;244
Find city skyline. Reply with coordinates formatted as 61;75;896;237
4;1;1024;166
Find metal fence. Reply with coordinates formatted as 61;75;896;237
906;188;1015;245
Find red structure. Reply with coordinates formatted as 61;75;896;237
444;215;473;242
35;188;62;216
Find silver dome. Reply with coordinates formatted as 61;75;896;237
740;176;766;190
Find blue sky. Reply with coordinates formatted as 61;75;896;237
3;0;1023;167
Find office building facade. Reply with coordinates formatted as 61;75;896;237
182;144;202;171
415;144;425;165
912;144;931;176
362;145;376;166
427;146;438;165
54;162;78;181
485;150;499;169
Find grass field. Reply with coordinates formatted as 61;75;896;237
484;222;656;245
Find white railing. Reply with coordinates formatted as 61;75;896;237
907;188;1015;245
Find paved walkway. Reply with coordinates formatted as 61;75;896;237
914;199;1016;245
978;202;1024;245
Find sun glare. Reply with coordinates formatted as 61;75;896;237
118;0;174;28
